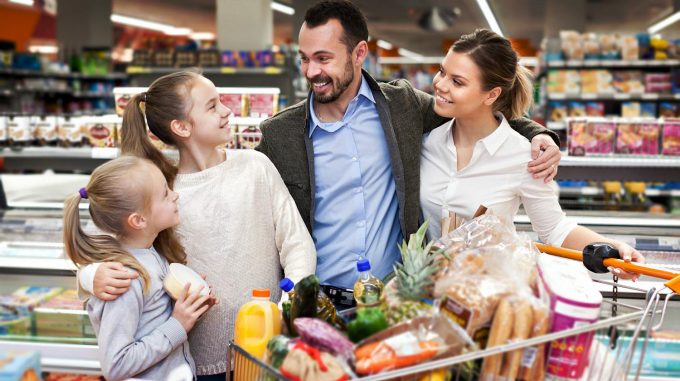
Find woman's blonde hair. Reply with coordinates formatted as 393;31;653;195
63;156;187;292
451;28;533;120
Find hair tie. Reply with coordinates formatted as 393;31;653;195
78;187;88;199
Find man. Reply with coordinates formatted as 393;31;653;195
255;0;561;299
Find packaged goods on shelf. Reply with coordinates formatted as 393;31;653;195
45;373;102;381
580;70;614;94
548;101;567;122
34;115;58;146
586;101;605;116
34;290;94;339
238;125;262;149
0;351;40;381
659;102;678;117
547;70;580;94
112;87;146;117
83;114;118;148
567;101;586;117
612;71;644;94
0;286;62;319
568;118;616;155
56;115;85;147
662;120;680;155
616;121;661;155
0;115;6;147
7;114;32;147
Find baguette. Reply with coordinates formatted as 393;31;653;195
518;302;549;381
499;299;533;380
480;298;514;381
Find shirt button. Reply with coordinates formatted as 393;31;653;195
357;220;365;227
352;156;358;162
355;187;363;193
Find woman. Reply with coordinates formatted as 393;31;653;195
419;29;643;279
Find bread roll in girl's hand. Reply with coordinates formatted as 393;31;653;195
164;263;210;299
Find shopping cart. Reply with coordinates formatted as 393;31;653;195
229;243;680;381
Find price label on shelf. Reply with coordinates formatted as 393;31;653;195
91;147;119;159
614;93;631;100
220;67;237;74
264;67;282;74
549;93;567;100
642;93;659;100
581;94;598;100
126;66;150;74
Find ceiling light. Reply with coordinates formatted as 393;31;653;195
111;14;192;36
377;40;393;50
28;45;58;54
9;0;34;6
398;48;423;61
648;10;680;34
475;0;503;36
271;1;295;15
190;32;216;40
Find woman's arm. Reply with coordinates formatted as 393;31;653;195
78;262;138;301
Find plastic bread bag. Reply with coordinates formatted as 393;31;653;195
433;238;541;342
434;214;518;261
353;313;474;376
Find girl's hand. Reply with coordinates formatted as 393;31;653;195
172;283;211;332
608;242;646;282
94;262;138;301
528;135;561;183
200;274;220;308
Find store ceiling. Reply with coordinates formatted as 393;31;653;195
113;0;680;56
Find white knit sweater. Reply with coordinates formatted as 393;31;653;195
173;150;316;375
79;150;316;376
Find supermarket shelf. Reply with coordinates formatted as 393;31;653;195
126;66;286;75
556;156;680;181
547;92;680;101
546;59;680;68
561;156;680;168
514;213;680;229
547;121;566;130
559;186;680;197
0;68;127;80
0;339;100;374
0;257;74;275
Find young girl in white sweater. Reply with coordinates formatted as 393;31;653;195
78;71;317;380
64;156;214;380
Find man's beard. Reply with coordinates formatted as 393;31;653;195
308;60;355;104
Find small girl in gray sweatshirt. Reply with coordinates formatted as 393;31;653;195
63;156;216;380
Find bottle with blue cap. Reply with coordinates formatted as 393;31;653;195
353;258;384;307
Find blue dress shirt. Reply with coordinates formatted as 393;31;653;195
309;75;402;289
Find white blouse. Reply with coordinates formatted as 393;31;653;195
420;113;577;244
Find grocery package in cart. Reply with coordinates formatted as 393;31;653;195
228;214;680;381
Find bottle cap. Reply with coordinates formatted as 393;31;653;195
252;288;270;298
279;278;294;292
357;259;371;272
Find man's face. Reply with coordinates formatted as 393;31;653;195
299;19;355;104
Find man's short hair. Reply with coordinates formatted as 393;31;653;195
304;0;369;52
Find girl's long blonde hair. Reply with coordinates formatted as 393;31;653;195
63;156;186;292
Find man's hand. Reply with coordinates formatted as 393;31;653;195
528;134;561;183
93;262;138;301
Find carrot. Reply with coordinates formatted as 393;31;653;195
355;340;440;375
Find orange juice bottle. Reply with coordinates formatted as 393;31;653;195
234;288;281;359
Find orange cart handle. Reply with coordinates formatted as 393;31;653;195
534;242;679;281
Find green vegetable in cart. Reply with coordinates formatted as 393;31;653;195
281;300;293;335
347;307;389;343
289;275;321;335
266;335;291;369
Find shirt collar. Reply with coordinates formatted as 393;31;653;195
478;112;513;156
308;74;374;137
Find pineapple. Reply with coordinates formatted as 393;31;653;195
381;221;447;324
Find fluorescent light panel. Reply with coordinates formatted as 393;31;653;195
271;1;295;15
9;0;34;5
111;14;191;36
28;45;58;54
398;48;423;61
190;32;216;40
648;11;680;34
377;39;393;50
475;0;503;36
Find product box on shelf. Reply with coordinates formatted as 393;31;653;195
580;70;614;94
57;115;85;147
0;351;40;381
613;71;644;94
113;87;146;117
622;102;641;118
34;115;58;146
45;373;102;381
615;121;660;155
6;114;32;147
662;120;680;155
0;115;7;146
547;70;580;94
238;125;262;149
567;102;586;117
548;101;567;122
83;115;117;148
0;287;63;318
568;118;616;156
34;290;93;339
218;91;246;117
659;102;678;118
585;102;605;117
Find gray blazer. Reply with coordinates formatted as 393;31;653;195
256;70;557;239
